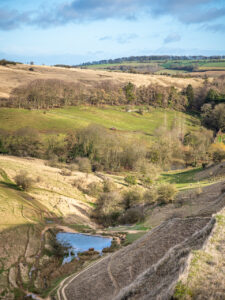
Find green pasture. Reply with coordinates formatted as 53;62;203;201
0;106;201;140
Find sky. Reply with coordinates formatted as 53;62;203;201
0;0;225;65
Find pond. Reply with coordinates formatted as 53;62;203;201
56;232;112;263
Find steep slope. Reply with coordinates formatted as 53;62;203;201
0;155;98;299
173;207;225;299
58;181;225;300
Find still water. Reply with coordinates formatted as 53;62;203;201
56;232;112;263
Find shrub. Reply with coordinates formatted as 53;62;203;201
14;171;33;191
76;157;92;173
45;155;60;168
72;178;86;191
124;175;137;186
92;161;103;172
212;150;225;163
60;169;72;176
103;179;117;193
157;184;177;204
97;191;122;215
140;176;153;188
143;188;158;204
94;190;123;226
119;208;145;224
123;189;142;210
67;163;79;171
86;182;103;197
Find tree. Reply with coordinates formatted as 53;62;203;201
201;103;225;132
206;89;220;103
123;82;136;103
186;84;194;108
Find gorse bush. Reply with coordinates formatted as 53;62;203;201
14;171;33;191
157;184;177;204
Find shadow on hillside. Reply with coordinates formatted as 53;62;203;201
161;168;202;184
0;180;21;191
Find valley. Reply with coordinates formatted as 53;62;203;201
0;62;224;300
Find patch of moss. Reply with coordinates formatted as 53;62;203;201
122;232;146;246
173;281;193;299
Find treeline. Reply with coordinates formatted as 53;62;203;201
0;59;17;66
6;79;188;110
1;124;223;172
79;55;225;66
1;76;224;133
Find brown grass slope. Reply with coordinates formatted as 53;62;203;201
194;161;225;181
0;64;203;98
59;181;225;300
145;179;225;228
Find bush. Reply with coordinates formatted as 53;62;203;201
14;171;33;191
157;184;177;204
76;157;92;173
124;175;137;185
119;208;145;224
60;169;72;176
94;190;123;226
103;179;117;193
123;189;142;210
212;150;225;163
86;182;103;197
72;178;86;190
143;188;158;204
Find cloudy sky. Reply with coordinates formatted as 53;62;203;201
1;0;225;65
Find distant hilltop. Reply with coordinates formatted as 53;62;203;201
78;55;225;67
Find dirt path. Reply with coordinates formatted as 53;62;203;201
57;254;112;300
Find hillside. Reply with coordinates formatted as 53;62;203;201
79;56;225;77
0;106;200;141
0;155;100;299
57;180;225;300
0;63;203;99
0;61;224;300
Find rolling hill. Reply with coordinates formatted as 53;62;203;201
0;63;203;99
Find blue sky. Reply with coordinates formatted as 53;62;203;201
0;0;225;65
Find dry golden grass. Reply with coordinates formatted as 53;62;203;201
176;207;225;299
0;63;204;98
0;155;101;230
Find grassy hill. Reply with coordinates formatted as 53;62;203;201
0;106;201;142
0;63;203;98
82;58;225;76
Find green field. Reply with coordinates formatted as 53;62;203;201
84;59;225;74
0;106;200;140
159;167;224;190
